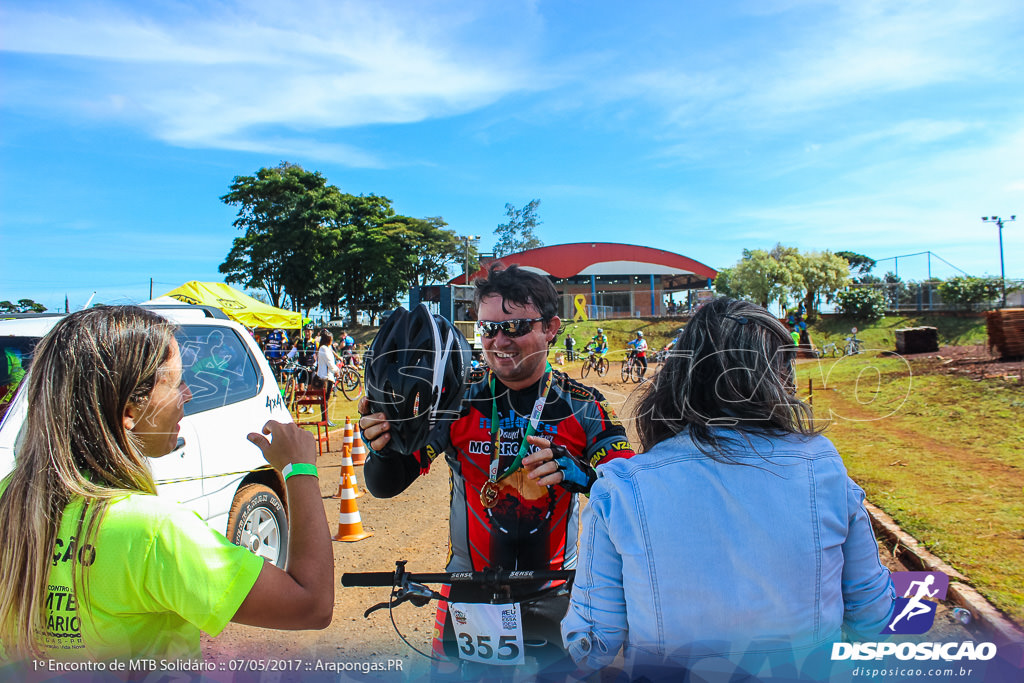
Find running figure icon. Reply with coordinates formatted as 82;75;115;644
888;574;939;631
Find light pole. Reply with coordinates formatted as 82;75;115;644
462;235;480;284
982;215;1016;307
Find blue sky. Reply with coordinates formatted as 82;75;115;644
2;0;1023;312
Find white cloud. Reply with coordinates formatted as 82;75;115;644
0;1;541;161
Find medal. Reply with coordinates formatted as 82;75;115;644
480;480;499;508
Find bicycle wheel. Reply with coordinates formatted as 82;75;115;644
581;359;592;379
597;357;609;377
620;360;631;382
339;366;362;401
284;377;297;413
630;362;643;383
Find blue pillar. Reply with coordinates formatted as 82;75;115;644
591;276;597;317
439;286;453;322
650;274;656;315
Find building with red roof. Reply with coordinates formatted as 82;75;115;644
439;242;718;319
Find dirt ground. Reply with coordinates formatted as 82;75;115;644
898;344;1024;382
203;364;981;674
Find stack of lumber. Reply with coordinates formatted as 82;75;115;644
895;327;939;354
986;308;1024;358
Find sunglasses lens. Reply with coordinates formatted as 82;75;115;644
478;319;537;338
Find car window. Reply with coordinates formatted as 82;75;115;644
177;325;263;415
1;336;39;421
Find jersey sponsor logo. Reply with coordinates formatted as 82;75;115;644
468;440;522;457
566;384;596;402
599;400;622;425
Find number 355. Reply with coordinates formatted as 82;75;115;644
457;633;520;660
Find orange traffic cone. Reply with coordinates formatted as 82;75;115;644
332;462;372;543
351;433;367;467
339;441;364;499
341;420;354;456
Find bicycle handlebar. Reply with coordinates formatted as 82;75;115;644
342;567;575;587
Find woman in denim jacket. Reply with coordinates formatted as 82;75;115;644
562;297;895;679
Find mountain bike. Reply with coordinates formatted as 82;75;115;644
844;333;864;356
620;349;642;383
279;359;302;413
580;347;609;379
343;561;575;681
816;328;864;358
816;341;840;358
337;363;362;401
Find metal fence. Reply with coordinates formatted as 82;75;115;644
817;280;1024;314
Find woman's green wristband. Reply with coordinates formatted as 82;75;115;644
282;462;318;481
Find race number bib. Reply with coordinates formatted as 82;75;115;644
448;601;525;666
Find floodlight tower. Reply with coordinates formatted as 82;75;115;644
462;235;480;284
982;215;1017;307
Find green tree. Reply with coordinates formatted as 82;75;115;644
834;251;876;281
726;245;802;309
0;299;46;313
793;251;850;319
835;287;886;323
397;216;469;287
316;193;422;323
493;199;543;257
937;276;1003;310
712;267;737;298
219;162;330;310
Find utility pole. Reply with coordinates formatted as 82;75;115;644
462;235;480;285
982;215;1017;307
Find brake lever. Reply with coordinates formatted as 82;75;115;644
364;601;392;618
363;581;441;618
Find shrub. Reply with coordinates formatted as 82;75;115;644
836;287;886;323
937;276;1002;309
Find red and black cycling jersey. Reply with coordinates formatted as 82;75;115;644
363;368;634;580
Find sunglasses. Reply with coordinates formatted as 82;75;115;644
476;318;545;339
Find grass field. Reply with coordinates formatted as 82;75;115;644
792;315;1023;625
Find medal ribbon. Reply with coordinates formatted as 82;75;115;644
489;363;552;483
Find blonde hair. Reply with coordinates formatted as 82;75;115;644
0;306;176;657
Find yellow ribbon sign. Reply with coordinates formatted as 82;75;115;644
573;294;589;322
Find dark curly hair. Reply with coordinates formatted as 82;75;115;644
473;263;558;322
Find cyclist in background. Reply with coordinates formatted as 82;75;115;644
626;331;649;379
263;328;286;377
340;329;358;367
588;328;608;357
293;325;317;390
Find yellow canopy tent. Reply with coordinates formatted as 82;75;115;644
160;281;302;330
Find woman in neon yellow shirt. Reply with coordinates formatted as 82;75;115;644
0;306;333;663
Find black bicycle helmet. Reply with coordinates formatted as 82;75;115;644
364;305;471;455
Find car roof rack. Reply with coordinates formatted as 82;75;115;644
1;305;230;321
141;304;230;320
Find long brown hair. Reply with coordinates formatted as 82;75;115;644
0;306;176;657
633;297;820;457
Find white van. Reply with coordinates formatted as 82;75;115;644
0;305;295;566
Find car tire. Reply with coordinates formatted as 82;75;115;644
227;484;289;568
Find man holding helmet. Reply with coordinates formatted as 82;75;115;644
359;263;634;671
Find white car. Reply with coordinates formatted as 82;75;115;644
0;305;294;566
